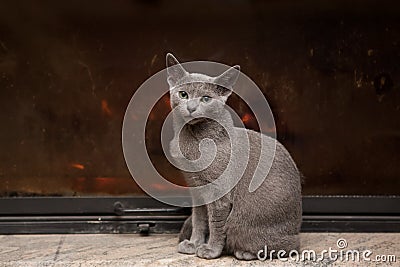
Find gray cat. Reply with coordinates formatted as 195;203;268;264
166;53;302;260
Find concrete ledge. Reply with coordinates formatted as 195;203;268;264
0;233;398;266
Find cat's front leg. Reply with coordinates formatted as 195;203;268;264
178;205;208;254
196;199;231;259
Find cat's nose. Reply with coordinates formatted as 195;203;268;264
186;100;198;114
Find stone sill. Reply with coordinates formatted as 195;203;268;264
0;233;399;266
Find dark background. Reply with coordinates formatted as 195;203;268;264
0;0;399;196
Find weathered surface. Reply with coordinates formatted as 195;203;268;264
0;233;398;266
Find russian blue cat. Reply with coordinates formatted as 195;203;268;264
166;53;302;260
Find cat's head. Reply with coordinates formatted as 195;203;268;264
166;53;240;125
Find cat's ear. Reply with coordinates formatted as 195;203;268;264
214;65;240;96
166;53;188;88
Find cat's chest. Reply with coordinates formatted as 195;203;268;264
177;132;230;160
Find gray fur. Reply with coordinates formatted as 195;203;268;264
166;53;302;260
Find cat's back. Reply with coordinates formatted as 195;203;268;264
231;127;302;208
233;127;300;182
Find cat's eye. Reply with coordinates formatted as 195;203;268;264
178;91;188;99
201;96;212;103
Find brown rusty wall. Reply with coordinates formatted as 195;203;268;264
0;0;399;195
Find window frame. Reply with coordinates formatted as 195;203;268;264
0;195;399;234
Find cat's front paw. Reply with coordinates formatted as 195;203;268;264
195;244;222;259
177;239;196;254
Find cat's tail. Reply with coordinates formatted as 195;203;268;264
178;215;192;242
